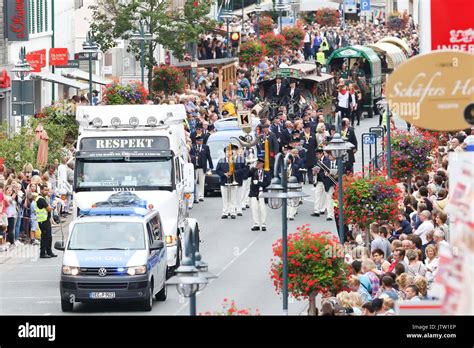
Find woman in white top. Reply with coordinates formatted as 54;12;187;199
315;123;329;148
424;244;439;286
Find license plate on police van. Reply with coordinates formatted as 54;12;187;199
89;292;116;299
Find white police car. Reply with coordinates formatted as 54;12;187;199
55;205;167;312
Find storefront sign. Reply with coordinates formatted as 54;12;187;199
50;48;69;66
30;49;47;67
25;53;42;73
386;51;474;131
6;0;29;41
420;0;474;53
55;60;80;69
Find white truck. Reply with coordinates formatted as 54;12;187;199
73;104;197;277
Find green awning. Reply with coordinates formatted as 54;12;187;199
326;45;382;85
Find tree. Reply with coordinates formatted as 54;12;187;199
89;0;215;92
270;225;351;315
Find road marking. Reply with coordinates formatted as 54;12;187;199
173;232;264;315
0;296;58;299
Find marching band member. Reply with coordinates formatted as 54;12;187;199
322;152;338;221
311;149;327;217
216;144;242;219
301;122;318;184
189;135;213;203
249;158;271;231
256;123;279;174
241;148;257;210
234;147;249;216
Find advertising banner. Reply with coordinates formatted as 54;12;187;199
50;48;69;66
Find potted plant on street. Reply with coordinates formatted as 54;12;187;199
200;298;260;316
270;225;351;315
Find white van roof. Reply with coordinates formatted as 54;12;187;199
76;104;186;129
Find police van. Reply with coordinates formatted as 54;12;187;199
55;194;168;312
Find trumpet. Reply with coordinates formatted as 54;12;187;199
313;160;338;185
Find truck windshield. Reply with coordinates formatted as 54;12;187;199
75;158;173;190
68;222;145;250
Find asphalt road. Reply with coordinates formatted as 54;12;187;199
0;113;404;315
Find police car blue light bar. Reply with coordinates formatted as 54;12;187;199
80;207;149;217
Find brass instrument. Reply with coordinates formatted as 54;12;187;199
226;143;238;186
314;160;338;185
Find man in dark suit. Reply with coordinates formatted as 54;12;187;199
255;123;279;173
270;116;282;145
189;136;213;203
322;152;337;221
301;122;318;184
280;120;294;150
249;158;271;231
341;118;358;173
285;79;302;117
268;77;287;104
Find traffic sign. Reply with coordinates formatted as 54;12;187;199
363;134;376;145
361;0;370;11
237;110;251;129
55;60;80;69
75;52;98;61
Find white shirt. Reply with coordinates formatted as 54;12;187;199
279;62;289;68
337;91;350;108
414;220;434;244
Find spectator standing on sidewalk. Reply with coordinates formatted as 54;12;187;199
36;184;57;259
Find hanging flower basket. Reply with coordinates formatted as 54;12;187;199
239;41;267;66
342;171;402;228
261;32;286;57
259;16;274;35
151;65;185;97
315;8;340;27
282;26;305;51
102;81;148;105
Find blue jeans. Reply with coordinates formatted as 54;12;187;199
15;207;23;240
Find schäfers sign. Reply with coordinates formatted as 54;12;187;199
6;0;29;41
386;51;474;131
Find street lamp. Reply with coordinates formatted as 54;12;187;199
130;20;153;86
82;31;99;105
11;47;32;127
221;2;234;58
323;133;354;244
260;153;308;315
275;0;288;34
254;1;263;41
290;0;300;27
166;227;216;316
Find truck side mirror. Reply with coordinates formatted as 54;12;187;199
183;163;195;193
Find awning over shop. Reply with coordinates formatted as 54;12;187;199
30;72;88;90
62;69;112;86
367;42;408;70
327;45;382;85
378;37;413;57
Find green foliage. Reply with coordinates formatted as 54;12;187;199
282;26;305;51
238;41;267;66
0;124;36;172
89;0;215;91
315;7;339;27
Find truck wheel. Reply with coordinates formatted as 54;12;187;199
166;238;182;279
61;299;74;312
155;284;167;301
141;283;153;312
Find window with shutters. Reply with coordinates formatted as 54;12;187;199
45;0;48;32
30;0;35;34
36;0;40;33
39;0;43;33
